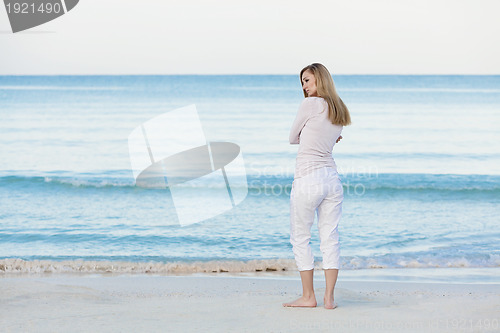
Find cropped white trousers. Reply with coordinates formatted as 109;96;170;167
289;167;343;271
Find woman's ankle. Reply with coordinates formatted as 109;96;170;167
302;293;316;300
324;292;334;299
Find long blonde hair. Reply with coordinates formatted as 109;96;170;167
300;63;351;126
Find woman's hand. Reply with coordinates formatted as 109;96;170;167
336;135;343;143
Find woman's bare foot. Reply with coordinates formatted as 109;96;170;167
323;295;337;309
282;295;317;307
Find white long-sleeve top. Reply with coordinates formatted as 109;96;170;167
289;97;343;179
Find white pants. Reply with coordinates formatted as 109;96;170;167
289;167;343;271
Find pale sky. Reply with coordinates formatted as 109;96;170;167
1;0;499;74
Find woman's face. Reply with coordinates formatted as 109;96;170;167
301;70;318;97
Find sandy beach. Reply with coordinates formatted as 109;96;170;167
1;273;499;333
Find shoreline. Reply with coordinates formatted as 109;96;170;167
2;258;500;284
2;275;499;332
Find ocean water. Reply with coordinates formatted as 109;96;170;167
0;75;499;277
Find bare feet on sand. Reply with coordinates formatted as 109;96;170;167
323;295;337;309
282;296;317;308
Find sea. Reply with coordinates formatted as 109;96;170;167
1;75;499;282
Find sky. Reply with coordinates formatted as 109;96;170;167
1;0;499;75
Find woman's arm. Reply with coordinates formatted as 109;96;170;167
289;99;313;144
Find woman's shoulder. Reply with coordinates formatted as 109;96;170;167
302;96;326;104
300;97;327;111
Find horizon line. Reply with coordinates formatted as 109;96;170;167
1;73;499;76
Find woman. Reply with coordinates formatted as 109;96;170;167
283;63;351;309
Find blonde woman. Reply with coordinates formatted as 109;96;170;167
283;63;351;309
